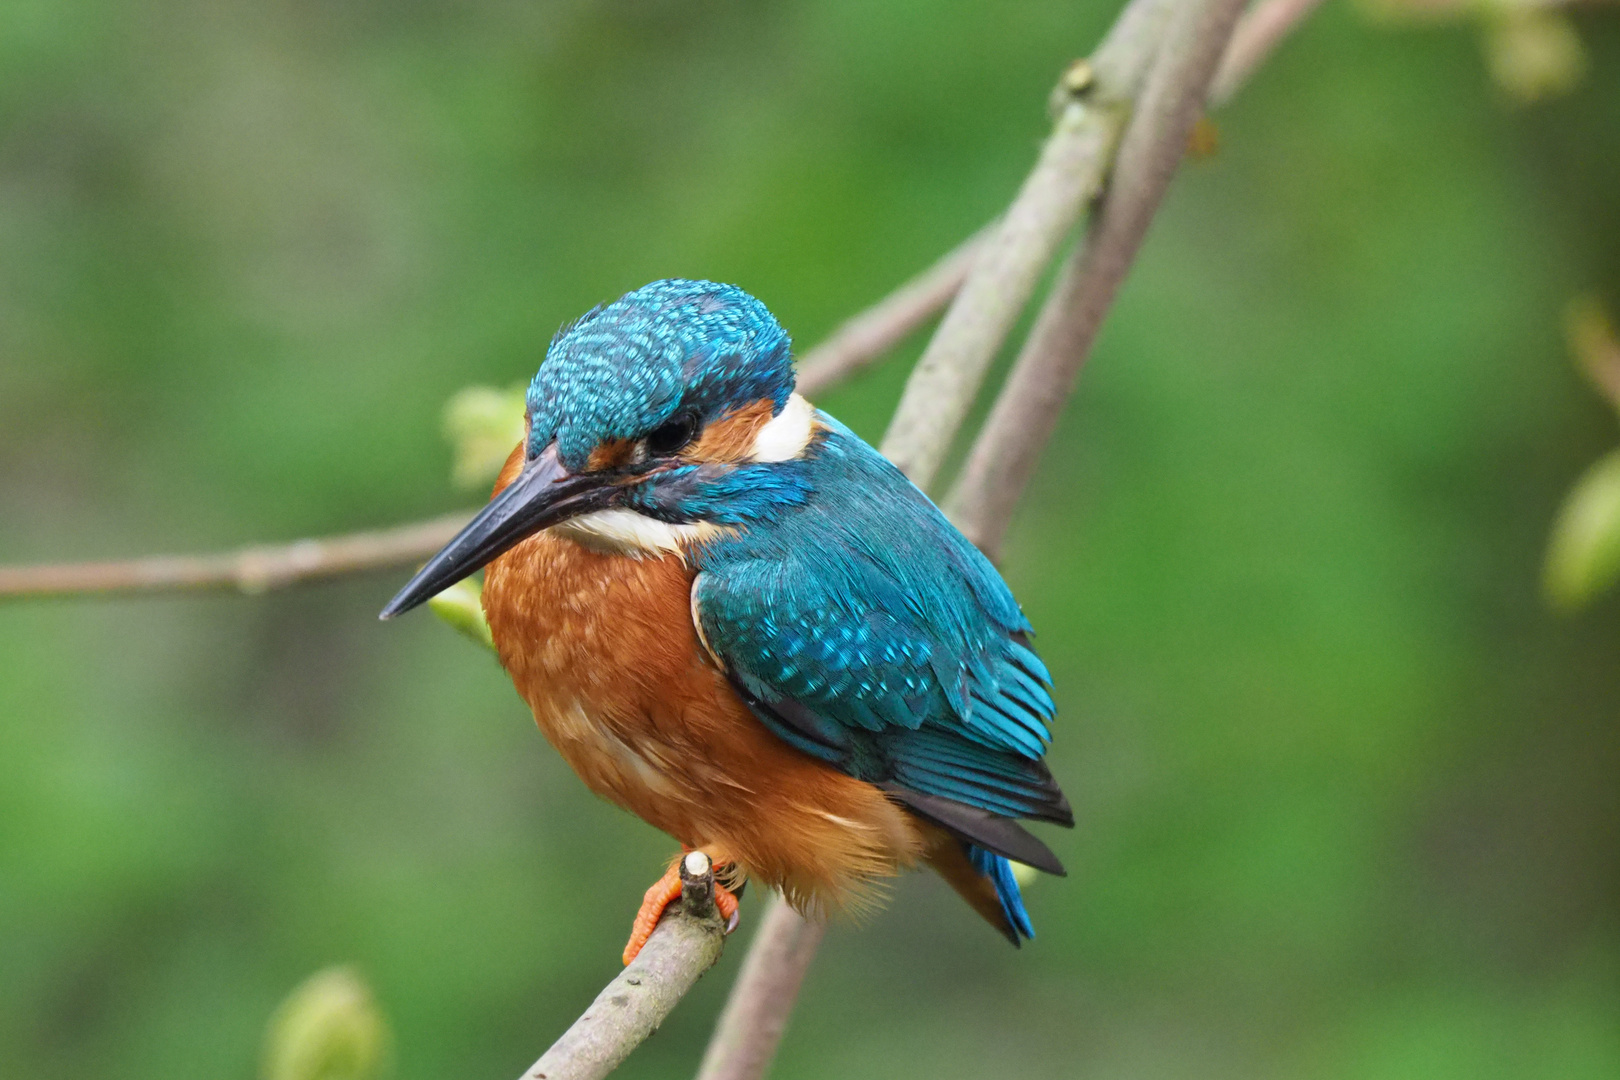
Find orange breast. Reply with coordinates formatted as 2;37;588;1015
479;502;928;913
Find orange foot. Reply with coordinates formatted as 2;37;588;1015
622;854;741;965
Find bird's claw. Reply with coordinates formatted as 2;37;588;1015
716;880;741;933
621;855;742;965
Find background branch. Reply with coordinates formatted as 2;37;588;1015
876;0;1177;488
0;512;473;600
0;234;972;603
692;896;828;1080
796;227;989;397
1209;0;1325;104
947;0;1252;559
0;4;1327;1079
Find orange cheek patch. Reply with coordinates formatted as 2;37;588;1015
685;399;775;463
587;439;638;471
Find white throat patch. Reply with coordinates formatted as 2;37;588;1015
551;510;723;558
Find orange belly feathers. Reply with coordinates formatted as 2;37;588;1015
481;459;925;916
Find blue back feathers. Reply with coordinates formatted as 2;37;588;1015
691;417;1071;940
692;417;1069;826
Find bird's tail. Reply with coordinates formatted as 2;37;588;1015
925;838;1035;944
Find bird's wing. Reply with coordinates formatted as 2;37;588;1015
691;423;1072;871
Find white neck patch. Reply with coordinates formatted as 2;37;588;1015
749;393;816;462
551;510;725;558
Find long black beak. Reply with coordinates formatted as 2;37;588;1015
379;442;616;619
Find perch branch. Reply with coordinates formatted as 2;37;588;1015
519;853;728;1080
0;4;1330;1080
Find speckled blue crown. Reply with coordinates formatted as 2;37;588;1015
527;279;794;470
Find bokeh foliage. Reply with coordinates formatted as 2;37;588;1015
2;2;1618;1079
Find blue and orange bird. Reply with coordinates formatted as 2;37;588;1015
382;280;1072;962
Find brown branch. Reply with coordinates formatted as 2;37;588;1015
691;897;826;1080
0;0;1300;607
520;853;727;1080
0;235;982;603
796;227;990;398
948;0;1291;558
877;0;1179;489
0;239;983;603
1;5;1326;1080
0;512;473;600
1209;0;1326;105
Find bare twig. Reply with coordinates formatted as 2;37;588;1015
1209;0;1326;104
0;512;472;600
877;0;1179;489
949;0;1274;558
521;853;727;1080
692;897;826;1080
0;239;980;603
796;228;990;397
0;236;979;604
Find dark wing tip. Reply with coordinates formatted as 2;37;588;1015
880;785;1068;877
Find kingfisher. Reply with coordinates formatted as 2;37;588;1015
381;279;1072;963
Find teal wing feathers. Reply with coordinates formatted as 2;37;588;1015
691;416;1073;875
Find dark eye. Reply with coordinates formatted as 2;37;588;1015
645;411;700;456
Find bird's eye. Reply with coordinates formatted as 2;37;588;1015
645;412;700;456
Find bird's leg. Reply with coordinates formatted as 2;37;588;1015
622;847;742;965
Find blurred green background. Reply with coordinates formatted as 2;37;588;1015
3;1;1618;1078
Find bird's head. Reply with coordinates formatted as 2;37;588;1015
381;279;817;618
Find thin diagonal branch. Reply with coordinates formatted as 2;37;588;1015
796;227;991;397
0;239;979;603
520;854;728;1080
692;896;827;1080
878;0;1179;489
949;0;1273;558
1209;0;1326;105
2;5;1330;1080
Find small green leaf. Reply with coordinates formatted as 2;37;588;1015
1545;448;1620;611
428;576;496;652
263;967;389;1080
443;385;526;491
